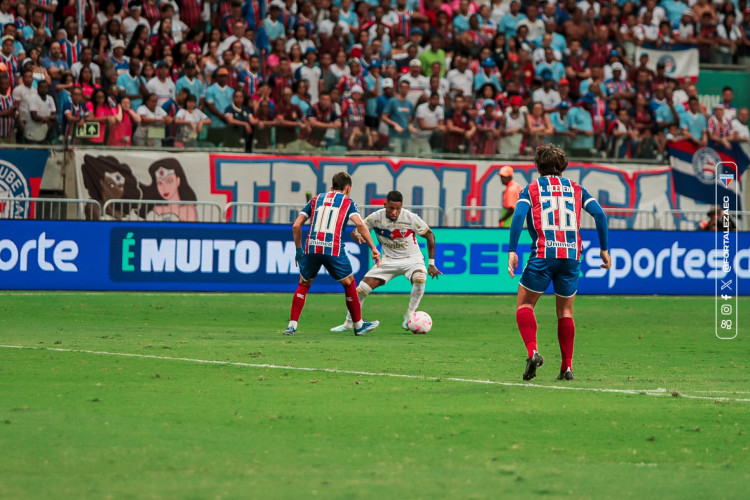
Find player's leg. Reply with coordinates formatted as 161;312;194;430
331;276;385;331
286;253;322;335
326;256;379;336
286;277;314;336
551;259;581;381
555;295;576;380
403;264;427;329
517;257;551;380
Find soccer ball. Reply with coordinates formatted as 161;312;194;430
407;311;432;334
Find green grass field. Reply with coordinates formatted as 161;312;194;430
1;292;748;499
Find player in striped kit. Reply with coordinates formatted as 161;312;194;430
331;190;442;332
285;172;381;337
507;145;611;381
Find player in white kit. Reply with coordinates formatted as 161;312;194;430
331;190;443;331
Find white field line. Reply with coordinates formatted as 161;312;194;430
2;344;748;403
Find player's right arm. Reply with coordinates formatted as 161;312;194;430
507;187;531;278
581;187;611;270
351;214;381;267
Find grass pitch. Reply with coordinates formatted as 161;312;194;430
1;292;748;499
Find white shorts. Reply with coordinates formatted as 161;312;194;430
364;257;427;283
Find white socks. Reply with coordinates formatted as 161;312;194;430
407;281;425;316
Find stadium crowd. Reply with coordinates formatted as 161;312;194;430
0;0;749;158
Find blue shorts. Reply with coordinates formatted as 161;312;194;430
520;257;581;298
299;253;353;281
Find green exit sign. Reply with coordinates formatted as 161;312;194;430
76;122;100;138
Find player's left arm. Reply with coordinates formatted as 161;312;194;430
292;212;309;266
421;229;443;279
581;188;611;270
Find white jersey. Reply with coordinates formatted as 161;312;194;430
364;208;429;260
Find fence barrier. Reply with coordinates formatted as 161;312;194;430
0;197;101;221
661;209;750;231
4;198;750;231
100;199;224;222
226;202;305;224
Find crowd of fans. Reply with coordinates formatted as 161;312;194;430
0;0;749;157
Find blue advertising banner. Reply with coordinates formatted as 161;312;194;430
0;221;747;294
0;221;368;292
0;149;49;218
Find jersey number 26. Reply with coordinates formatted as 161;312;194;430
540;196;577;231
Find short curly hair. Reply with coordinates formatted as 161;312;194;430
534;144;568;176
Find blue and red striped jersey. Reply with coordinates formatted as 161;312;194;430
60;38;84;68
0;91;14;138
517;176;598;260
301;191;360;257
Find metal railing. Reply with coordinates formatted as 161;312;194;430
359;204;446;227
662;209;750;231
3;197;749;231
445;206;659;229
101;199;224;222
445;205;505;227
582;208;659;231
0;197;101;220
226;202;305;224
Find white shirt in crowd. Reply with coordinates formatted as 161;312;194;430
414;102;444;140
147;77;176;106
175;108;210;142
219;35;256;57
71;62;101;82
13;83;35;125
399;73;429;107
151;18;188;43
134;105;168;141
731;118;749;140
122;16;150;44
517;17;545;42
532;87;562;111
446;67;473;97
0;10;15;26
24;93;56;142
318;18;350;37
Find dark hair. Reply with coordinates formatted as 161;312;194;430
722;86;733;93
331;171;352;191
386;190;403;203
81;154;142;205
140;158;197;216
185;93;197;103
91;88;108;113
534;144;568;176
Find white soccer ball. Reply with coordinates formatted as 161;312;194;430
407;311;432;334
